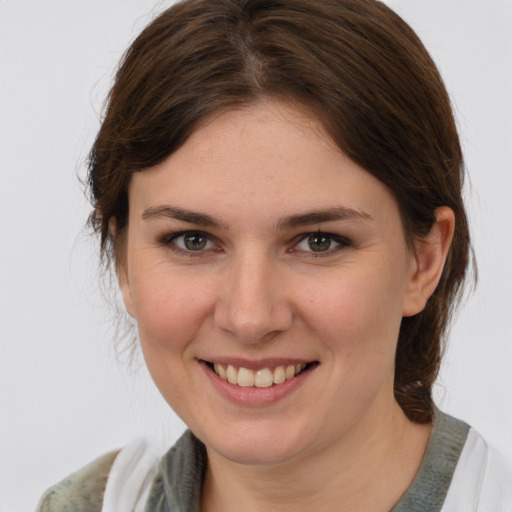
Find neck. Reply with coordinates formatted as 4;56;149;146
201;402;431;512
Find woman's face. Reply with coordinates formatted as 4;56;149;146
120;100;422;466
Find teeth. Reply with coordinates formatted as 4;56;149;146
226;364;238;385
212;362;309;387
254;368;273;388
237;367;255;387
273;365;286;385
217;363;227;380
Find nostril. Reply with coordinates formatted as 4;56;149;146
214;299;293;343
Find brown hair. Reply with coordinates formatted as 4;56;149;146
88;0;472;423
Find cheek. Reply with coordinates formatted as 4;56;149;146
295;269;406;420
300;269;404;343
130;267;217;352
295;263;407;393
128;269;219;414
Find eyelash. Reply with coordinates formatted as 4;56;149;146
160;231;219;257
159;230;352;257
289;232;352;256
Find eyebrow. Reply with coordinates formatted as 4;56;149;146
141;205;227;229
141;205;372;231
275;207;373;231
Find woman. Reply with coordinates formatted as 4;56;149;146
37;0;512;510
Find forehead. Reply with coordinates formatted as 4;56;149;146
128;100;400;228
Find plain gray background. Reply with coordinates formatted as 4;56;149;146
1;1;511;510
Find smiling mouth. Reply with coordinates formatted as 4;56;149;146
204;361;316;388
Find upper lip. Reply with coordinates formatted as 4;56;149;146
200;357;316;370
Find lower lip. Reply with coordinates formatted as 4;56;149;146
200;362;316;406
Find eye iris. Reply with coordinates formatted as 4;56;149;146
308;234;331;252
184;233;207;250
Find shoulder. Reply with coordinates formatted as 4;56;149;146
36;449;119;512
442;427;512;511
468;430;512;510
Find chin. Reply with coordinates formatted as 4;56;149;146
211;441;303;467
197;422;311;467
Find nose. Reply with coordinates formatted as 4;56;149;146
214;249;293;343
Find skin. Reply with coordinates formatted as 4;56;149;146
119;100;454;512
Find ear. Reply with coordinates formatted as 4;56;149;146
118;266;136;318
109;218;135;318
402;207;455;317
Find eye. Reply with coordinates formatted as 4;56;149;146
168;231;216;252
293;232;350;254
